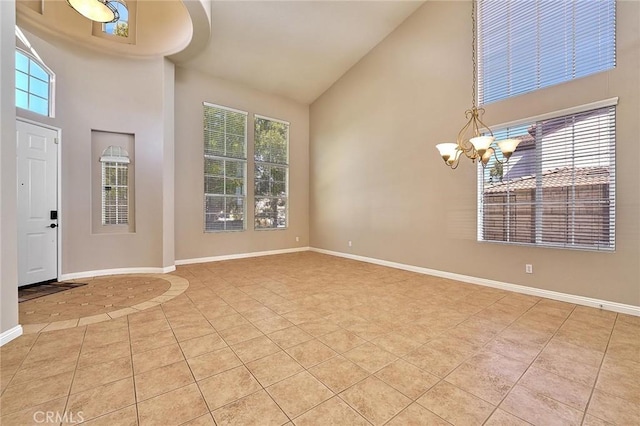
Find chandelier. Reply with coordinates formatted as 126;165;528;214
435;0;520;169
66;0;120;23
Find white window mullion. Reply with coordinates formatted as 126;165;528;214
569;116;576;246
534;123;543;245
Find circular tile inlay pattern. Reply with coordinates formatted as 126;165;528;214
19;274;189;334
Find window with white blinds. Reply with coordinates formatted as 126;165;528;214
478;0;616;104
254;115;289;230
478;103;616;251
203;103;247;232
100;146;130;226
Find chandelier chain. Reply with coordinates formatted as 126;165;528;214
471;0;477;109
435;0;519;169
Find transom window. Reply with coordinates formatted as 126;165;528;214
15;49;53;117
254;116;289;230
100;146;130;225
478;0;616;104
203;103;247;232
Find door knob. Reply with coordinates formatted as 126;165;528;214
49;223;58;228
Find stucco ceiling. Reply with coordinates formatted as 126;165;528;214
178;1;425;105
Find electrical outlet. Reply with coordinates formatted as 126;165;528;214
525;264;533;274
296;236;300;242
348;240;352;247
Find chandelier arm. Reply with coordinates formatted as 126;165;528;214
491;148;503;164
474;113;494;138
457;116;477;157
450;155;461;169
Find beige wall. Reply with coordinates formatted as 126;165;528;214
1;0;19;335
18;30;175;275
174;67;309;261
309;1;640;306
162;59;176;268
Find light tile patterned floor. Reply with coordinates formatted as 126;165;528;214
1;252;638;425
19;276;171;325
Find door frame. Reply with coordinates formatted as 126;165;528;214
16;117;63;283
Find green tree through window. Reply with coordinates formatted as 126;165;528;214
254;116;289;229
204;104;247;231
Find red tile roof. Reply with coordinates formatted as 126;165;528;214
484;166;610;193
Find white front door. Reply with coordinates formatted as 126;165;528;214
17;120;59;286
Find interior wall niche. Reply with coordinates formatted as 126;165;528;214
91;130;136;234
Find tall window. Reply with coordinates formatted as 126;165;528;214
478;0;616;104
15;49;53;117
100;146;130;225
254;116;289;230
478;103;616;251
204;103;247;232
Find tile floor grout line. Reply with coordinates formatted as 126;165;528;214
59;325;88;426
333;392;375;425
381;390;451;426
480;301;582;425
184;276;378;424
135;302;220;424
182;280;301;423
125;312;143;426
395;295;568;425
578;312;618;426
1;327;43;394
466;298;564;424
155;302;211;424
162;292;287;422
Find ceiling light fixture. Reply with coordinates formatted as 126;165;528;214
66;0;119;23
435;0;520;169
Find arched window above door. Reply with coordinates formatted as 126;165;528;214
15;49;55;117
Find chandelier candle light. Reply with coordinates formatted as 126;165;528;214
436;0;520;169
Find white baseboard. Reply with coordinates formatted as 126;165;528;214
176;247;311;266
310;247;640;317
0;325;23;347
60;265;176;281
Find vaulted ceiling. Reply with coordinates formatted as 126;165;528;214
178;1;425;104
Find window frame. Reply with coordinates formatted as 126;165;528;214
253;114;290;231
100;146;131;226
15;48;55;117
91;0;137;44
203;102;248;233
477;98;617;251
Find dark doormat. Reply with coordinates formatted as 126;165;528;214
18;281;87;303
